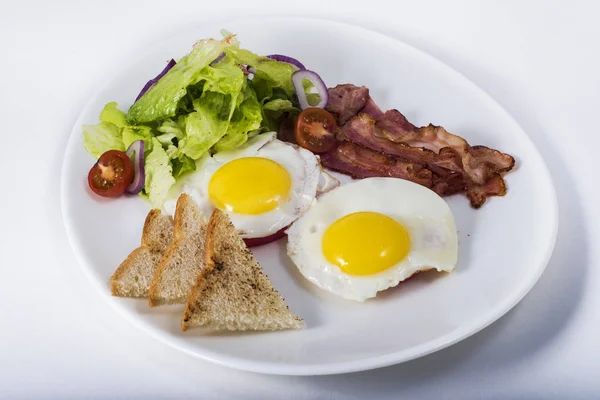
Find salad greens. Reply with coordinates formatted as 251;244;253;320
126;38;228;124
83;33;303;208
144;138;176;208
82;121;125;159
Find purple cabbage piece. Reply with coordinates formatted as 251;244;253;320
134;59;176;102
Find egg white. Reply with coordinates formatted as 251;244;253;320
286;177;458;301
163;132;336;238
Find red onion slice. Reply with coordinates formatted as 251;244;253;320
135;59;176;102
243;226;288;247
266;54;306;70
126;140;145;194
247;54;305;76
291;69;329;109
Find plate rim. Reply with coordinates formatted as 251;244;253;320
61;15;559;376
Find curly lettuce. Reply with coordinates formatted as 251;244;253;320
144;138;176;208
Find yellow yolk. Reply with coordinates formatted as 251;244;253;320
208;157;292;215
322;212;411;275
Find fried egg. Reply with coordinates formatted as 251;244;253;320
163;132;338;239
286;177;458;301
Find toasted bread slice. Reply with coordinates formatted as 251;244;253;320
110;209;174;297
149;194;208;307
181;209;304;332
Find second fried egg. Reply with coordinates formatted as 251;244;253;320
287;177;458;301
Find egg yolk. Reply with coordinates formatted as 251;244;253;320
322;212;411;275
208;157;292;215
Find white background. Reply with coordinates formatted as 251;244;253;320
2;0;599;398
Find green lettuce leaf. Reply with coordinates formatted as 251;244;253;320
84;102;155;159
82;122;125;158
213;82;263;152
144;138;175;208
156;116;204;178
196;54;245;96
100;102;128;127
224;46;298;133
122;125;153;151
156;118;185;151
225;47;296;100
127;37;232;124
156;132;178;148
177;93;231;159
171;154;196;178
261;98;298;131
176;55;246;159
157;118;185;138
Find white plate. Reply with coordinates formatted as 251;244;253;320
61;17;558;375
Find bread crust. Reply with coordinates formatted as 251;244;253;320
110;209;174;297
149;194;208;307
181;209;304;332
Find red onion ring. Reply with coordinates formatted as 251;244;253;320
266;54;306;70
125;140;145;194
247;54;305;76
291;69;329;109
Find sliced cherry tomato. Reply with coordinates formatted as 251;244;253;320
294;107;337;153
88;150;134;198
243;226;288;247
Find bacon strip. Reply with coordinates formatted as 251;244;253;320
320;142;468;197
463;145;515;186
466;173;507;208
279;83;516;208
337;103;515;207
339;114;463;175
385;123;515;207
433;172;466;197
320;142;433;188
374;109;416;139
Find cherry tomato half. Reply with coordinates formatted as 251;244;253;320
88;150;134;198
294;107;337;153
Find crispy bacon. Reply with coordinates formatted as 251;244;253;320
278;83;516;208
375;109;416;139
432;172;466;196
326;84;369;125
340;114;463;175
384;123;515;182
339;109;515;206
466;173;507;208
393;124;515;206
320;142;434;188
394;124;468;154
463;145;515;185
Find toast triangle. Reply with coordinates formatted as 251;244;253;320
181;209;304;332
110;209;174;297
149;194;208;307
